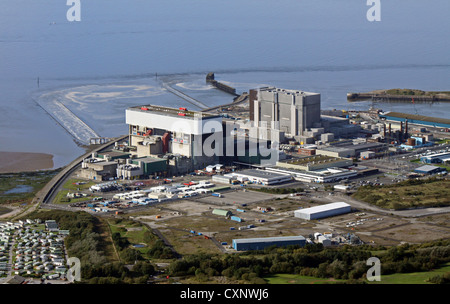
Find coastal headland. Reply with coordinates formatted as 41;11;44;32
347;89;450;103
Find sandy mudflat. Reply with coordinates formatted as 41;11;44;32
0;151;54;173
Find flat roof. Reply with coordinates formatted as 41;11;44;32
339;142;386;150
294;202;351;215
233;169;289;179
317;146;354;153
133;157;166;163
258;86;319;97
99;151;130;158
422;152;450;159
414;165;444;172
266;166;356;177
128;105;219;119
90;160;118;166
233;235;306;244
279;155;347;166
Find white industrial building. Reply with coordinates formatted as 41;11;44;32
125;105;223;174
265;166;357;183
294;202;351;220
224;169;292;185
317;235;332;247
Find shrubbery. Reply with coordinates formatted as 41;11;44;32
168;241;450;283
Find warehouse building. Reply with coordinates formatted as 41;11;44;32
265;166;357;183
316;142;387;158
276;155;353;171
225;169;292;185
420;152;450;164
414;165;447;175
232;235;306;251
294;202;352;220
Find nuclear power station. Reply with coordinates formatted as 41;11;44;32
249;87;359;144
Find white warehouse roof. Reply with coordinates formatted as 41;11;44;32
294;202;351;220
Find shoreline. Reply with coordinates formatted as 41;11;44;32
0;151;54;174
347;89;450;103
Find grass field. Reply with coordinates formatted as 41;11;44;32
265;274;344;284
0;206;12;216
385;88;450;97
353;178;450;210
62;179;96;191
369;263;450;284
52;179;101;204
107;219;156;256
53;189;98;205
265;263;450;284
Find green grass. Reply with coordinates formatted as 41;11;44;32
53;190;97;205
265;274;344;284
0;206;12;216
353;178;450;210
369;263;450;284
437;139;450;144
62;179;96;191
107;219;155;255
0;170;59;205
51;179;100;204
265;263;450;284
385;88;450;97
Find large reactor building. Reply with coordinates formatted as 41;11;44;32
249;87;359;144
250;87;321;141
125;105;223;174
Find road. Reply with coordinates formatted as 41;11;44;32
312;191;450;218
5;135;129;221
161;82;208;110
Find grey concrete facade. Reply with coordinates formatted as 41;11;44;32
253;87;321;138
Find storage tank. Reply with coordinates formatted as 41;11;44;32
407;138;416;146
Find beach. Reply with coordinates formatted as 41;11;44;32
0;151;54;174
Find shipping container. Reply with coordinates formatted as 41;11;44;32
231;216;242;222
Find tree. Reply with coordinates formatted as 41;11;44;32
328;259;346;279
132;261;155;276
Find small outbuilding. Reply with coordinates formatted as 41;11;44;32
212;209;232;217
